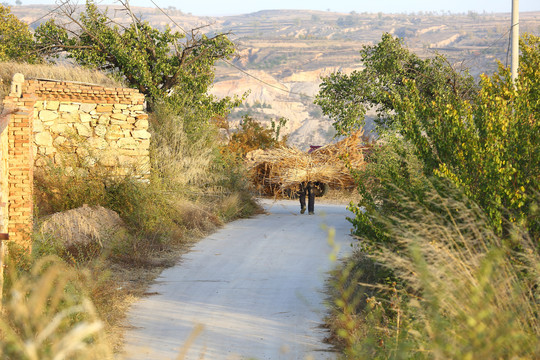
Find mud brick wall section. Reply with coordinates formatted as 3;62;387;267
1;74;150;249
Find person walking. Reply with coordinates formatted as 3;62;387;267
297;181;315;215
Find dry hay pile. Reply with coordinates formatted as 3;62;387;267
246;131;370;193
39;205;125;247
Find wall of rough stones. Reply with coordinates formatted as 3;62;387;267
29;79;150;177
1;73;150;248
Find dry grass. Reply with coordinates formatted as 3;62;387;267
0;257;113;359
319;188;362;205
0;61;123;112
39;205;124;248
246;130;370;192
149;103;221;190
30;197;228;352
31;157;258;351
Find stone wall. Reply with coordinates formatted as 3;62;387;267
28;79;150;177
1;74;150;248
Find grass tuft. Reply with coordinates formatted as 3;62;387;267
0;256;113;359
0;61;123;112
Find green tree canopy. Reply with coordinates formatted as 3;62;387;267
35;0;239;126
0;5;41;63
317;33;539;238
315;33;476;135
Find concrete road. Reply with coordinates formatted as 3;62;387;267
121;199;354;360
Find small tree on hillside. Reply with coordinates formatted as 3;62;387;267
225;116;288;157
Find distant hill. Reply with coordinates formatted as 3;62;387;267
12;5;540;148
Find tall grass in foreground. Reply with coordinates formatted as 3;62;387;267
330;192;540;359
0;257;112;359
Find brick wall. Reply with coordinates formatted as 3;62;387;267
0;108;10;235
1;74;150;249
2;74;35;249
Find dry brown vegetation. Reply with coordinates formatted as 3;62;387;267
328;192;540;359
246;130;371;193
0;256;114;359
30;158;259;351
0;61;123;112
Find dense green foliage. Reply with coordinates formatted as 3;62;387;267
315;33;476;135
318;33;539;240
0;5;42;63
393;35;539;237
318;33;540;358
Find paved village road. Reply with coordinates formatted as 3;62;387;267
121;199;354;360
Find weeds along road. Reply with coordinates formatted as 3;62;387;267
122;199;354;360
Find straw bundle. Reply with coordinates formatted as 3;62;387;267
246;130;370;193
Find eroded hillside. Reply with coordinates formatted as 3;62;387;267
13;5;540;148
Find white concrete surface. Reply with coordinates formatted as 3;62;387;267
121;199;354;360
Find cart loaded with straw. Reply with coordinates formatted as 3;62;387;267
245;130;371;197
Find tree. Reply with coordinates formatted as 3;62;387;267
224;116;288;158
35;0;239;129
317;33;540;238
0;5;41;63
392;35;539;236
315;33;476;135
34;0;247;190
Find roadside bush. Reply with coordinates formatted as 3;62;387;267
392;42;539;237
322;33;540;359
348;134;431;251
148;101;258;214
319;33;540;239
33;232;103;267
149;102;220;190
32;105;259;270
331;192;540;359
34;166;107;215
